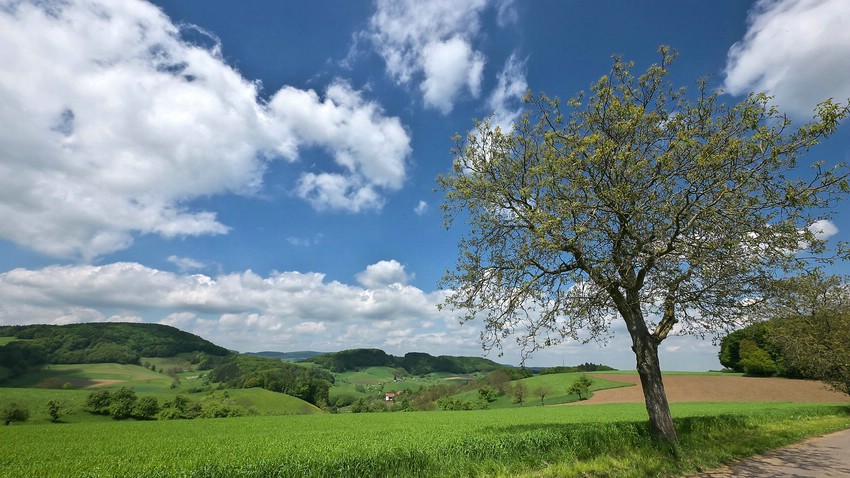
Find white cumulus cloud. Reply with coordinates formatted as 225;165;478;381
420;37;486;114
0;0;412;259
724;0;850;118
270;81;411;211
356;260;413;288
366;0;490;113
0;260;455;355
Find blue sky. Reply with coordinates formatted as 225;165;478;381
1;0;849;370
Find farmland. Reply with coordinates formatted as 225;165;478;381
2;328;849;477
2;401;849;477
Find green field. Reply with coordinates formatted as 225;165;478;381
452;372;633;408
330;366;486;404
0;362;320;421
2;358;848;476
1;401;848;477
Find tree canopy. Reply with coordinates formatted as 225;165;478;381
304;348;503;374
439;46;849;443
720;272;850;394
763;272;850;395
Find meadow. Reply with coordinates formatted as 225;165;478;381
2;401;849;477
453;372;633;408
0;361;322;422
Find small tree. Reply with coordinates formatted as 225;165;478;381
486;369;512;394
440;46;850;444
46;399;68;423
1;402;30;425
478;386;496;407
511;381;527;406
567;375;594;401
533;386;552;406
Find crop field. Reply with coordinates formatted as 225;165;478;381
2;401;849;477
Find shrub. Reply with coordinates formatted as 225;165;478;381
133;396;160;420
46;399;68;422
85;389;112;415
108;387;138;419
2;402;30;425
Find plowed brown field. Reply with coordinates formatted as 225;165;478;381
576;374;848;404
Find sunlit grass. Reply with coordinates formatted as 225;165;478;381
2;401;848;477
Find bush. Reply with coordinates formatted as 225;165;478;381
85;389;113;415
2;402;30;425
158;394;201;420
46;399;68;422
133;396;160;420
108;387;138;419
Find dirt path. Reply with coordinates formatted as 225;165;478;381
578;374;848;404
688;428;850;477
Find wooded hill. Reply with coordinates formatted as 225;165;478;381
245;351;325;362
207;354;334;406
305;348;505;374
0;323;231;378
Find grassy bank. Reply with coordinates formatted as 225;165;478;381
1;402;848;477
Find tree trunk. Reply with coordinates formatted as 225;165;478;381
631;331;678;444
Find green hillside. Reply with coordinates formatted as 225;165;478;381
0;323;231;380
0;360;322;423
207;354;334;407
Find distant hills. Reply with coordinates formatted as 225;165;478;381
0;323;511;381
305;348;506;374
245;351;326;362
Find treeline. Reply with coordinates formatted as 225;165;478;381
719;322;794;377
538;363;616;375
305;348;504;374
0;323;230;379
85;387;256;420
207;355;333;406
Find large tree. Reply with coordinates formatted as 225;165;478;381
764;272;850;395
439;47;849;444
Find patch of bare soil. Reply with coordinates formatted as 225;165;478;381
66;378;125;389
577;374;848;404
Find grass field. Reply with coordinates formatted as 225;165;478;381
329;366;486;404
452;372;633;408
0;362;321;421
1;401;848;477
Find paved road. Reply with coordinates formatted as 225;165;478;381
690;428;850;477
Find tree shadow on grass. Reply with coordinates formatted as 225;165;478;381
5;366;99;389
